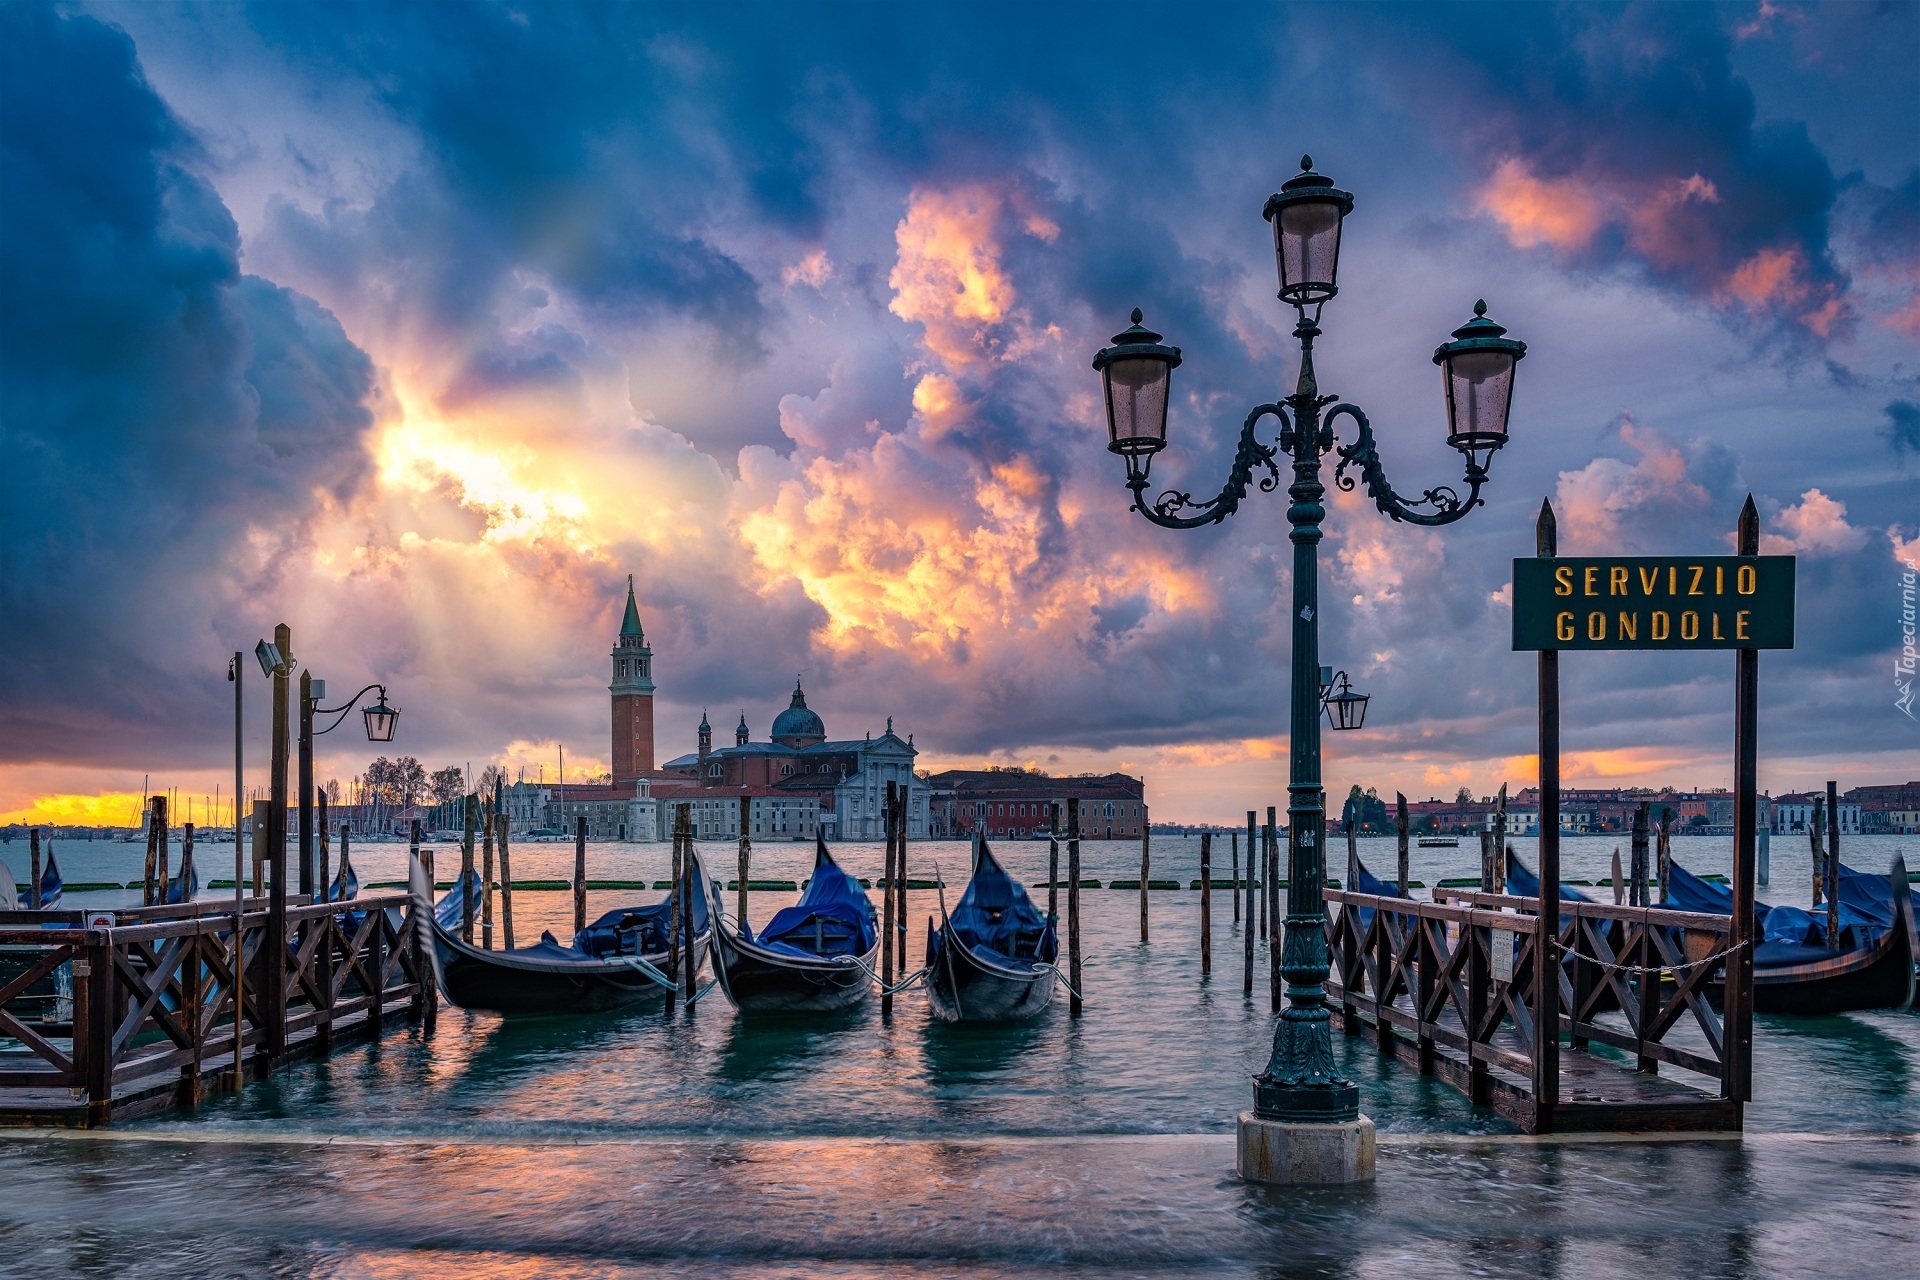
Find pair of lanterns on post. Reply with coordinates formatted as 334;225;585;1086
1094;158;1526;474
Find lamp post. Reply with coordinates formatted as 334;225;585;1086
1094;156;1525;1183
300;679;400;880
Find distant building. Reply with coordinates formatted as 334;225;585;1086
661;681;927;840
609;576;657;783
924;769;1147;840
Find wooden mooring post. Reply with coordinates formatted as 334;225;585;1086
1825;778;1840;944
413;818;436;1033
1068;796;1083;1016
1244;810;1256;996
881;785;896;1017
496;808;515;950
1137;820;1149;943
265;621;291;1068
1199;832;1212;977
1630;801;1651;907
481;797;496;950
28;827;41;910
737;793;752;928
317;793;330;904
573;815;587;938
1395;792;1409;896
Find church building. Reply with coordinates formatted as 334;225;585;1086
509;577;923;842
662;681;929;840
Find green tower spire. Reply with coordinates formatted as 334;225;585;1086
620;574;644;639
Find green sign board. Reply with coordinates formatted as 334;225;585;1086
1512;556;1795;651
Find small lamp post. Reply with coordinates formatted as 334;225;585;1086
1094;155;1525;1184
299;680;400;885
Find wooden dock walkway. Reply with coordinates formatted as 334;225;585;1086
1;891;426;1127
1324;885;1745;1134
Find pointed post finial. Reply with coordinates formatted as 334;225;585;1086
1535;498;1558;558
1738;494;1759;556
1474;299;1488;317
1300;154;1313;171
1131;307;1143;324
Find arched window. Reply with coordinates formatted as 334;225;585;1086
781;764;794;777
708;763;722;778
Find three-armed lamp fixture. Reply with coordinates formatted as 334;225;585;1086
1093;155;1526;1136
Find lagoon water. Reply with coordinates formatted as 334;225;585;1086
2;833;1916;1276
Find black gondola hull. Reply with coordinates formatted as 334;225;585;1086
709;926;875;1014
430;919;708;1016
925;935;1053;1023
1710;921;1916;1016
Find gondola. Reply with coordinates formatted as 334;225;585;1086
1666;855;1916;1016
924;834;1058;1023
0;848;60;911
709;835;878;1014
411;851;711;1016
165;841;197;904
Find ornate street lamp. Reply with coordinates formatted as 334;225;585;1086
1094;155;1524;1175
1321;671;1369;732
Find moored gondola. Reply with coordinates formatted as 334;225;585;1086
411;852;711;1016
925;834;1058;1023
710;835;878;1014
1667;855;1916;1016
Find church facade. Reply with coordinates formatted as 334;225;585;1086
508;578;924;841
662;682;929;840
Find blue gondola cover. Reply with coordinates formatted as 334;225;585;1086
934;838;1057;968
751;842;876;959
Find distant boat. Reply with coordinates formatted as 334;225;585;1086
925;835;1058;1023
416;853;711;1016
1416;837;1458;848
1666;856;1915;1016
709;836;877;1014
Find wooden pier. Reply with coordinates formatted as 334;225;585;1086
0;890;425;1127
1324;884;1745;1133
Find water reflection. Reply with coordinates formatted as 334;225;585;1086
0;1131;1913;1277
712;1004;870;1088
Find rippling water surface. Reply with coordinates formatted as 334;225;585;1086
3;833;1916;1275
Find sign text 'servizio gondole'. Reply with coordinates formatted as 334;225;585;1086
1512;556;1795;651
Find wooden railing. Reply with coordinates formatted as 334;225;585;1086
1325;885;1742;1128
1431;888;1736;1086
1;890;424;1124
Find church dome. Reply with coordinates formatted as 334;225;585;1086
771;680;826;746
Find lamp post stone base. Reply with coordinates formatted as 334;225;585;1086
1235;1111;1376;1185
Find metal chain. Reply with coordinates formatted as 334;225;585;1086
1548;935;1748;977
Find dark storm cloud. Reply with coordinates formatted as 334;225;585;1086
1885;401;1920;457
0;4;377;762
1337;3;1854;335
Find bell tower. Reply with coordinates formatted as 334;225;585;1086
610;576;655;781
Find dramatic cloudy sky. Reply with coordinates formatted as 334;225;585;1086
2;1;1915;825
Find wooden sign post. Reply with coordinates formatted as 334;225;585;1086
1513;495;1789;1114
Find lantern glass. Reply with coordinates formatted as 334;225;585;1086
1443;348;1516;449
1105;355;1172;455
1326;690;1369;732
1274;197;1344;303
363;698;398;743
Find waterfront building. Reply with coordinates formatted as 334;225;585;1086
660;682;927;840
925;768;1147;840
